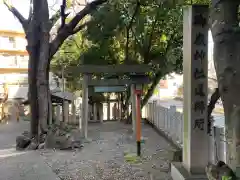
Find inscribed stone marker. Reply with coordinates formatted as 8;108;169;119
182;5;209;174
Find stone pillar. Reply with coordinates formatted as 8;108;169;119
131;84;137;133
49;104;53;125
107;98;110;121
171;5;209;179
117;93;121;121
118;100;121;121
78;103;82;128
93;103;97;121
120;93;124;120
126;104;129;119
71;102;76;124
117;100;119;120
56;105;61;125
63;101;69;123
81;74;89;138
99;103;103;123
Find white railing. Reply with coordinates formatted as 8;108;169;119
143;100;226;163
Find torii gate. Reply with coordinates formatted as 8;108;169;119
68;64;152;141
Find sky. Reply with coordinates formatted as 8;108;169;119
0;0;93;31
0;0;66;31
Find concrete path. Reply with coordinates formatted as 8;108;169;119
0;120;176;180
0;121;60;180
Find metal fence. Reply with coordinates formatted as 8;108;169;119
142;100;226;163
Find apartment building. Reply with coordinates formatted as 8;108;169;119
0;30;28;72
0;30;61;100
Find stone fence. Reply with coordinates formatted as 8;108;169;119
142;100;226;163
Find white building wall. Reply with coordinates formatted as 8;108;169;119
0;72;62;99
0;35;27;51
0;33;28;69
157;74;183;99
15;37;27;51
0;31;64;99
8;85;28;99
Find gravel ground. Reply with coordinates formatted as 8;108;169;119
40;122;176;180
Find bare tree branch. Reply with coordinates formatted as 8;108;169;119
130;26;143;48
143;4;161;64
208;77;218;82
3;0;28;31
50;9;61;28
28;0;33;22
125;1;140;63
207;88;220;134
208;88;220;117
49;0;107;61
71;21;90;34
66;0;107;33
60;0;68;29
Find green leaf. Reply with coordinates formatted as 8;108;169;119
160;34;167;42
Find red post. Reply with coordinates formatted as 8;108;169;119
135;89;142;156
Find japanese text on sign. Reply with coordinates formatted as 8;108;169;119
192;11;208;132
194;33;206;46
194;118;204;130
193;14;207;27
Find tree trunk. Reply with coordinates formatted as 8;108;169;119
4;0;108;140
26;0;51;136
211;0;240;170
36;0;51;133
27;41;39;139
37;35;50;133
26;0;42;139
142;70;166;107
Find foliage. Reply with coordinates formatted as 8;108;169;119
52;0;212;99
84;0;183;66
51;32;88;92
51;0;185;105
84;0;183;103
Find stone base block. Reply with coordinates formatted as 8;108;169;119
171;162;208;180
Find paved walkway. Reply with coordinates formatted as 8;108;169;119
0;121;60;180
0;120;176;180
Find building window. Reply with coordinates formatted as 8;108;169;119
18;55;24;65
2;54;9;57
14;56;18;66
8;37;16;48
